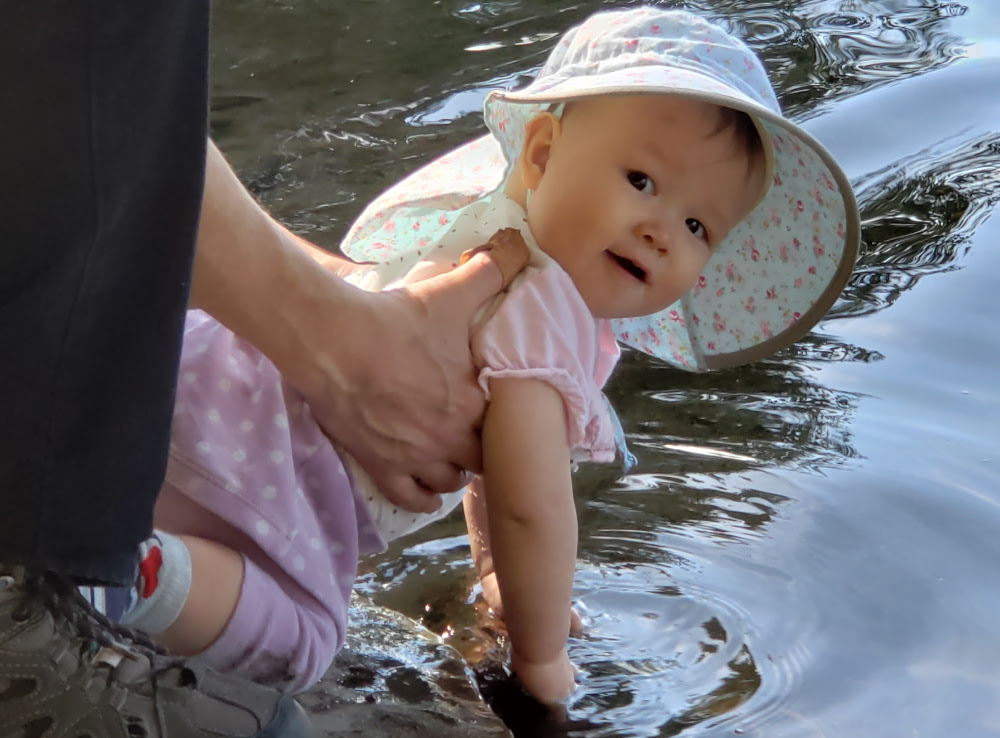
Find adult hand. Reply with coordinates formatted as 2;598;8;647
297;233;528;513
191;142;529;513
328;252;515;511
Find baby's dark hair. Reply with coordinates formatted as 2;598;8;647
713;106;767;179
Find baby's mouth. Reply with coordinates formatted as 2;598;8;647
608;251;647;282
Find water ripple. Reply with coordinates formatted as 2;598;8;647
568;560;763;737
838;131;1000;318
705;1;971;119
607;354;862;477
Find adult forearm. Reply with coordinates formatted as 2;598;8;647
185;140;526;510
189;140;361;397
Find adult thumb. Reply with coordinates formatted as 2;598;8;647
412;228;530;318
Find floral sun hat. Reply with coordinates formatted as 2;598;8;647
341;7;860;371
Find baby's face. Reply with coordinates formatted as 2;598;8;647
525;94;766;320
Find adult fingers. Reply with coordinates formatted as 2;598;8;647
376;474;443;514
448;420;484;475
411;460;467;495
415;229;529;319
463;228;531;290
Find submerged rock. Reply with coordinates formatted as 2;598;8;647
299;593;513;737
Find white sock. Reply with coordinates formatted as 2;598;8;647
120;530;192;635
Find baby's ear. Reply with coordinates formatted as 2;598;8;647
518;112;561;191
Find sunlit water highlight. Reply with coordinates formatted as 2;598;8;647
210;1;1000;735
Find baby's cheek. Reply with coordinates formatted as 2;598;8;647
686;257;709;288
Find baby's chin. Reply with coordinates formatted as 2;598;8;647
627;298;686;321
590;303;675;321
581;283;684;320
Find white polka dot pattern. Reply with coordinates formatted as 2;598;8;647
164;311;377;663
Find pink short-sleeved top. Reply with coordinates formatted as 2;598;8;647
474;264;620;463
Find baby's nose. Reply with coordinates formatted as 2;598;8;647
638;220;671;254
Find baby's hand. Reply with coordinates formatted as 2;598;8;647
511;647;577;706
479;572;585;635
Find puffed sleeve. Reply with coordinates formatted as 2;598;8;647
472;266;620;461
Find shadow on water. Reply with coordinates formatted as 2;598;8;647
208;0;1000;735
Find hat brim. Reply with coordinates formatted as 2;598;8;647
612;110;859;371
485;68;859;370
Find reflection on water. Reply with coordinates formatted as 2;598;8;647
209;0;1000;735
610;352;863;474
209;0;970;240
718;0;969;118
844;131;1000;316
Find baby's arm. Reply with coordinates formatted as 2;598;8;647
478;375;578;704
465;477;584;630
464;478;498;608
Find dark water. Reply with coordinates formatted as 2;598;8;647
210;2;1000;736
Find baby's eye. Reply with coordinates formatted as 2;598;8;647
686;218;708;243
627;170;655;194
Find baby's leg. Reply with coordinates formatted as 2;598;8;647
152;533;245;656
119;524;243;655
197;552;341;693
144;484;344;692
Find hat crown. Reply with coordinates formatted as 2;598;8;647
530;8;781;114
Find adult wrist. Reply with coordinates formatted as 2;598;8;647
266;250;367;402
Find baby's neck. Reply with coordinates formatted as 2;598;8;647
503;173;529;211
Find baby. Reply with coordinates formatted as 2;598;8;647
122;7;858;705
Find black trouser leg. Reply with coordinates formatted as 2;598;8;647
0;1;209;586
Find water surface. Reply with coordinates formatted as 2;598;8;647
210;2;1000;735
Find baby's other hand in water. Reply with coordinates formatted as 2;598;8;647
479;571;505;616
511;647;577;707
479;572;586;635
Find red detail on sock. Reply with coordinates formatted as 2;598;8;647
138;546;163;599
